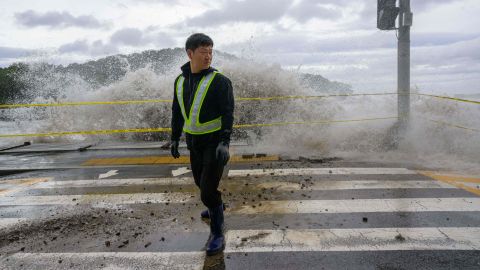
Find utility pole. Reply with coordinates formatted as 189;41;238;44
397;0;412;127
378;0;412;134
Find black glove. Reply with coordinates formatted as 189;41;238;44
216;141;230;165
170;140;180;159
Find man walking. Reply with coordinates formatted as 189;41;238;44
170;33;234;256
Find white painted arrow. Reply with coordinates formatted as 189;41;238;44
172;167;191;177
99;170;119;179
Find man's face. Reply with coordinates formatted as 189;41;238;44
188;45;213;70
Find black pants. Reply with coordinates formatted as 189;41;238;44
189;144;224;209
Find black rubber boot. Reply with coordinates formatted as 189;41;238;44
206;204;225;256
201;203;225;219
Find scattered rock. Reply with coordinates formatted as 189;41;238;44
144;242;151;248
395;234;405;241
362;217;368;223
105;241;111;247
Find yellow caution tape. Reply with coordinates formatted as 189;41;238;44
1;115;477;138
233;116;398;128
237;93;399;101
0;127;171;138
0;99;173;109
1;92;478;109
0;93;399;109
0;116;398;138
0;93;402;109
426;118;480;133
414;93;480;105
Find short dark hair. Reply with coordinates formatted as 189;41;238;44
185;33;214;52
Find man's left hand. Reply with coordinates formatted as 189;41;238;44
215;142;229;165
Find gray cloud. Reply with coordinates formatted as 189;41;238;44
348;0;459;30
227;30;480;57
110;27;175;47
58;40;90;54
90;40;119;56
412;32;480;47
225;32;395;55
130;0;181;3
58;40;118;56
412;0;458;12
287;0;343;22
58;27;175;56
174;0;461;29
110;28;145;46
184;0;291;27
15;10;107;29
0;46;32;59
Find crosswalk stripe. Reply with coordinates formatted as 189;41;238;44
231;197;480;214
34;177;193;188
225;227;480;252
32;179;452;191
228;167;415;177
0;252;205;270
2;192;476;209
255;180;454;190
0;177;51;196
0;192;196;206
2;227;479;266
0;218;28;229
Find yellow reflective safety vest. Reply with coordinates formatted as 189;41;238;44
175;71;222;135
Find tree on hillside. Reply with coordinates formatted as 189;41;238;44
0;63;28;104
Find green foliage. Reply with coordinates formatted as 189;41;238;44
0;63;28;104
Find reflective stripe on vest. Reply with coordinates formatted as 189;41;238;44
176;71;222;135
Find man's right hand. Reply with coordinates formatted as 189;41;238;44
170;140;180;159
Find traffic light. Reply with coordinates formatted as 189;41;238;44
377;0;400;30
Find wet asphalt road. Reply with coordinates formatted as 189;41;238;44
0;143;479;269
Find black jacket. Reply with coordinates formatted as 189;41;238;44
171;62;234;149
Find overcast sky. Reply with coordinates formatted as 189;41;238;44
0;0;479;94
